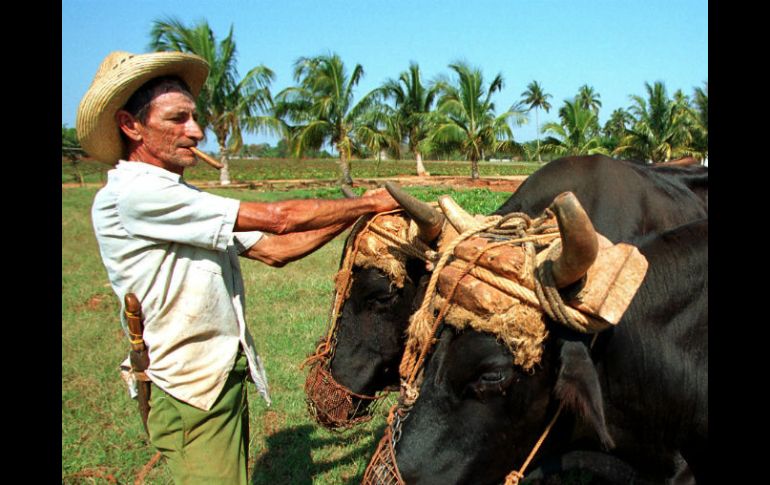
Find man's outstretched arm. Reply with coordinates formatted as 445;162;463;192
241;222;350;267
234;188;397;234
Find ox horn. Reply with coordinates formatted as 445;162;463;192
340;184;358;199
549;192;599;288
437;195;481;234
384;181;445;242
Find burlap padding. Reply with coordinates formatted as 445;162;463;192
433;293;547;371
433;238;548;370
352;212;433;288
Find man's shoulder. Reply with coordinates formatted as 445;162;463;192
112;163;187;196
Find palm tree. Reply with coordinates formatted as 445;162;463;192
274;53;379;185
520;81;552;163
603;108;633;137
541;99;608;157
614;81;691;163
602;108;633;153
376;62;440;176
355;104;403;163
428;62;527;179
688;82;708;161
62;124;86;186
149;17;280;185
577;84;602;114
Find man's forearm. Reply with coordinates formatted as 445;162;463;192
234;190;397;234
241;222;350;267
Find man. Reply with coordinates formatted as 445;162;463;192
76;51;399;484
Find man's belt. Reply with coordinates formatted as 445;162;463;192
125;293;151;434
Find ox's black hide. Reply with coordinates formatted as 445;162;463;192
494;155;708;242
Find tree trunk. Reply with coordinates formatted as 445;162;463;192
470;158;480;180
338;156;353;185
415;152;429;176
70;160;84;187
536;109;542;163
218;142;231;186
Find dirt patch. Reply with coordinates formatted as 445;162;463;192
86;294;106;310
62;467;119;484
262;409;284;437
63;175;527;193
76;293;116;313
191;175;527;193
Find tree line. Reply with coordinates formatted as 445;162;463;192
67;17;708;185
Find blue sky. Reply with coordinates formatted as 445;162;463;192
62;0;708;152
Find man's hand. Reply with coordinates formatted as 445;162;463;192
361;187;400;212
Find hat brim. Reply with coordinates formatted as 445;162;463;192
76;52;210;165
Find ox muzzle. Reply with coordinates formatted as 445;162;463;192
303;346;383;429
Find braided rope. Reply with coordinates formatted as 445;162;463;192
366;222;439;265
503;402;565;485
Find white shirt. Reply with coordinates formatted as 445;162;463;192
92;161;271;410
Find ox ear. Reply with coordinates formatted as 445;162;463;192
554;340;615;450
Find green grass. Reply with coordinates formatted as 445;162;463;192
61;185;511;484
62;157;539;185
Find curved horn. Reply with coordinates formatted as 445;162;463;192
340;184;358;199
438;195;481;234
384;181;445;242
549;192;599;288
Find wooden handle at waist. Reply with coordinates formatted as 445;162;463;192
190;147;224;170
124;293;146;352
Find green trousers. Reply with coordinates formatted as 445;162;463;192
147;353;250;485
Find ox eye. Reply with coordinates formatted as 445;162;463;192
466;367;514;401
375;293;396;302
480;370;504;383
369;292;397;309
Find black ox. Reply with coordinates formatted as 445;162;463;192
388;202;708;484
323;154;707;416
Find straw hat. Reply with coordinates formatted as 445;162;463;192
76;51;210;165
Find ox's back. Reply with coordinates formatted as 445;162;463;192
495;155;708;242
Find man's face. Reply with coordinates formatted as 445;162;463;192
134;88;204;172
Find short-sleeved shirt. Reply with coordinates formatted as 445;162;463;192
92;161;271;410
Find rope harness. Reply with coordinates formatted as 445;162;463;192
362;210;612;485
301;209;440;429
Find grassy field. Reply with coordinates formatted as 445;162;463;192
62;156;539;185
61;184;512;484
